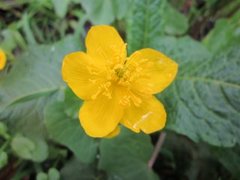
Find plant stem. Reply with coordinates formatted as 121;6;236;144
148;132;166;169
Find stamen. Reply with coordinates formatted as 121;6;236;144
119;95;131;106
91;81;112;100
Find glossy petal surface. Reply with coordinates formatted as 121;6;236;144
121;96;166;134
79;88;124;137
86;25;126;66
62;52;106;100
127;48;178;94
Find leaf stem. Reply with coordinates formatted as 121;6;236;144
148;132;166;169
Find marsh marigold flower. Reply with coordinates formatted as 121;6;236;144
0;49;6;70
62;25;178;138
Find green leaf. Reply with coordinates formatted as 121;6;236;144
0;27;26;52
99;127;158;180
203;11;240;54
112;0;132;20
48;168;60;180
21;13;37;45
127;0;165;54
0;122;9;139
127;0;188;53
11;135;48;162
51;0;71;18
11;135;35;160
155;37;240;147
31;137;49;162
80;0;115;24
161;2;188;35
64;88;82;119
0;36;81;136
44;101;98;163
212;146;240;178
61;158;101;180
80;0;131;24
36;172;48;180
0;151;8;169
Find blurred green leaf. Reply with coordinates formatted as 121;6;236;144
212;146;240;179
0;36;81;136
0;0;30;10
80;0;114;24
36;172;48;180
99;128;158;180
0;151;8;169
51;0;71;18
48;168;60;180
203;12;240;53
0;27;26;52
80;0;131;24
11;135;35;160
31;137;49;162
161;2;188;35
21;13;37;45
61;158;101;180
11;135;48;162
44;101;98;163
112;0;132;20
0;122;9;139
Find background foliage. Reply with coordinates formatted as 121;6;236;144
0;0;240;179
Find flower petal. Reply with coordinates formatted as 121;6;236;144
121;96;166;134
105;126;120;138
127;48;178;94
79;89;124;138
62;52;105;100
86;25;126;66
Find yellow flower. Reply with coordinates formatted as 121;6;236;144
62;25;178;138
0;49;6;70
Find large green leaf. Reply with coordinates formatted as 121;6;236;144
155;37;240;147
44;101;98;163
99;128;158;180
0;36;81;135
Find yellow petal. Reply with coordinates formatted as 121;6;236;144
86;25;126;66
79;88;124;138
121;96;166;134
62;52;105;100
127;48;178;94
105;126;120;138
0;49;6;70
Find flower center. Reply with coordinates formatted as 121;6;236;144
115;67;125;78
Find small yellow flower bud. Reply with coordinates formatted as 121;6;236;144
0;49;6;70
